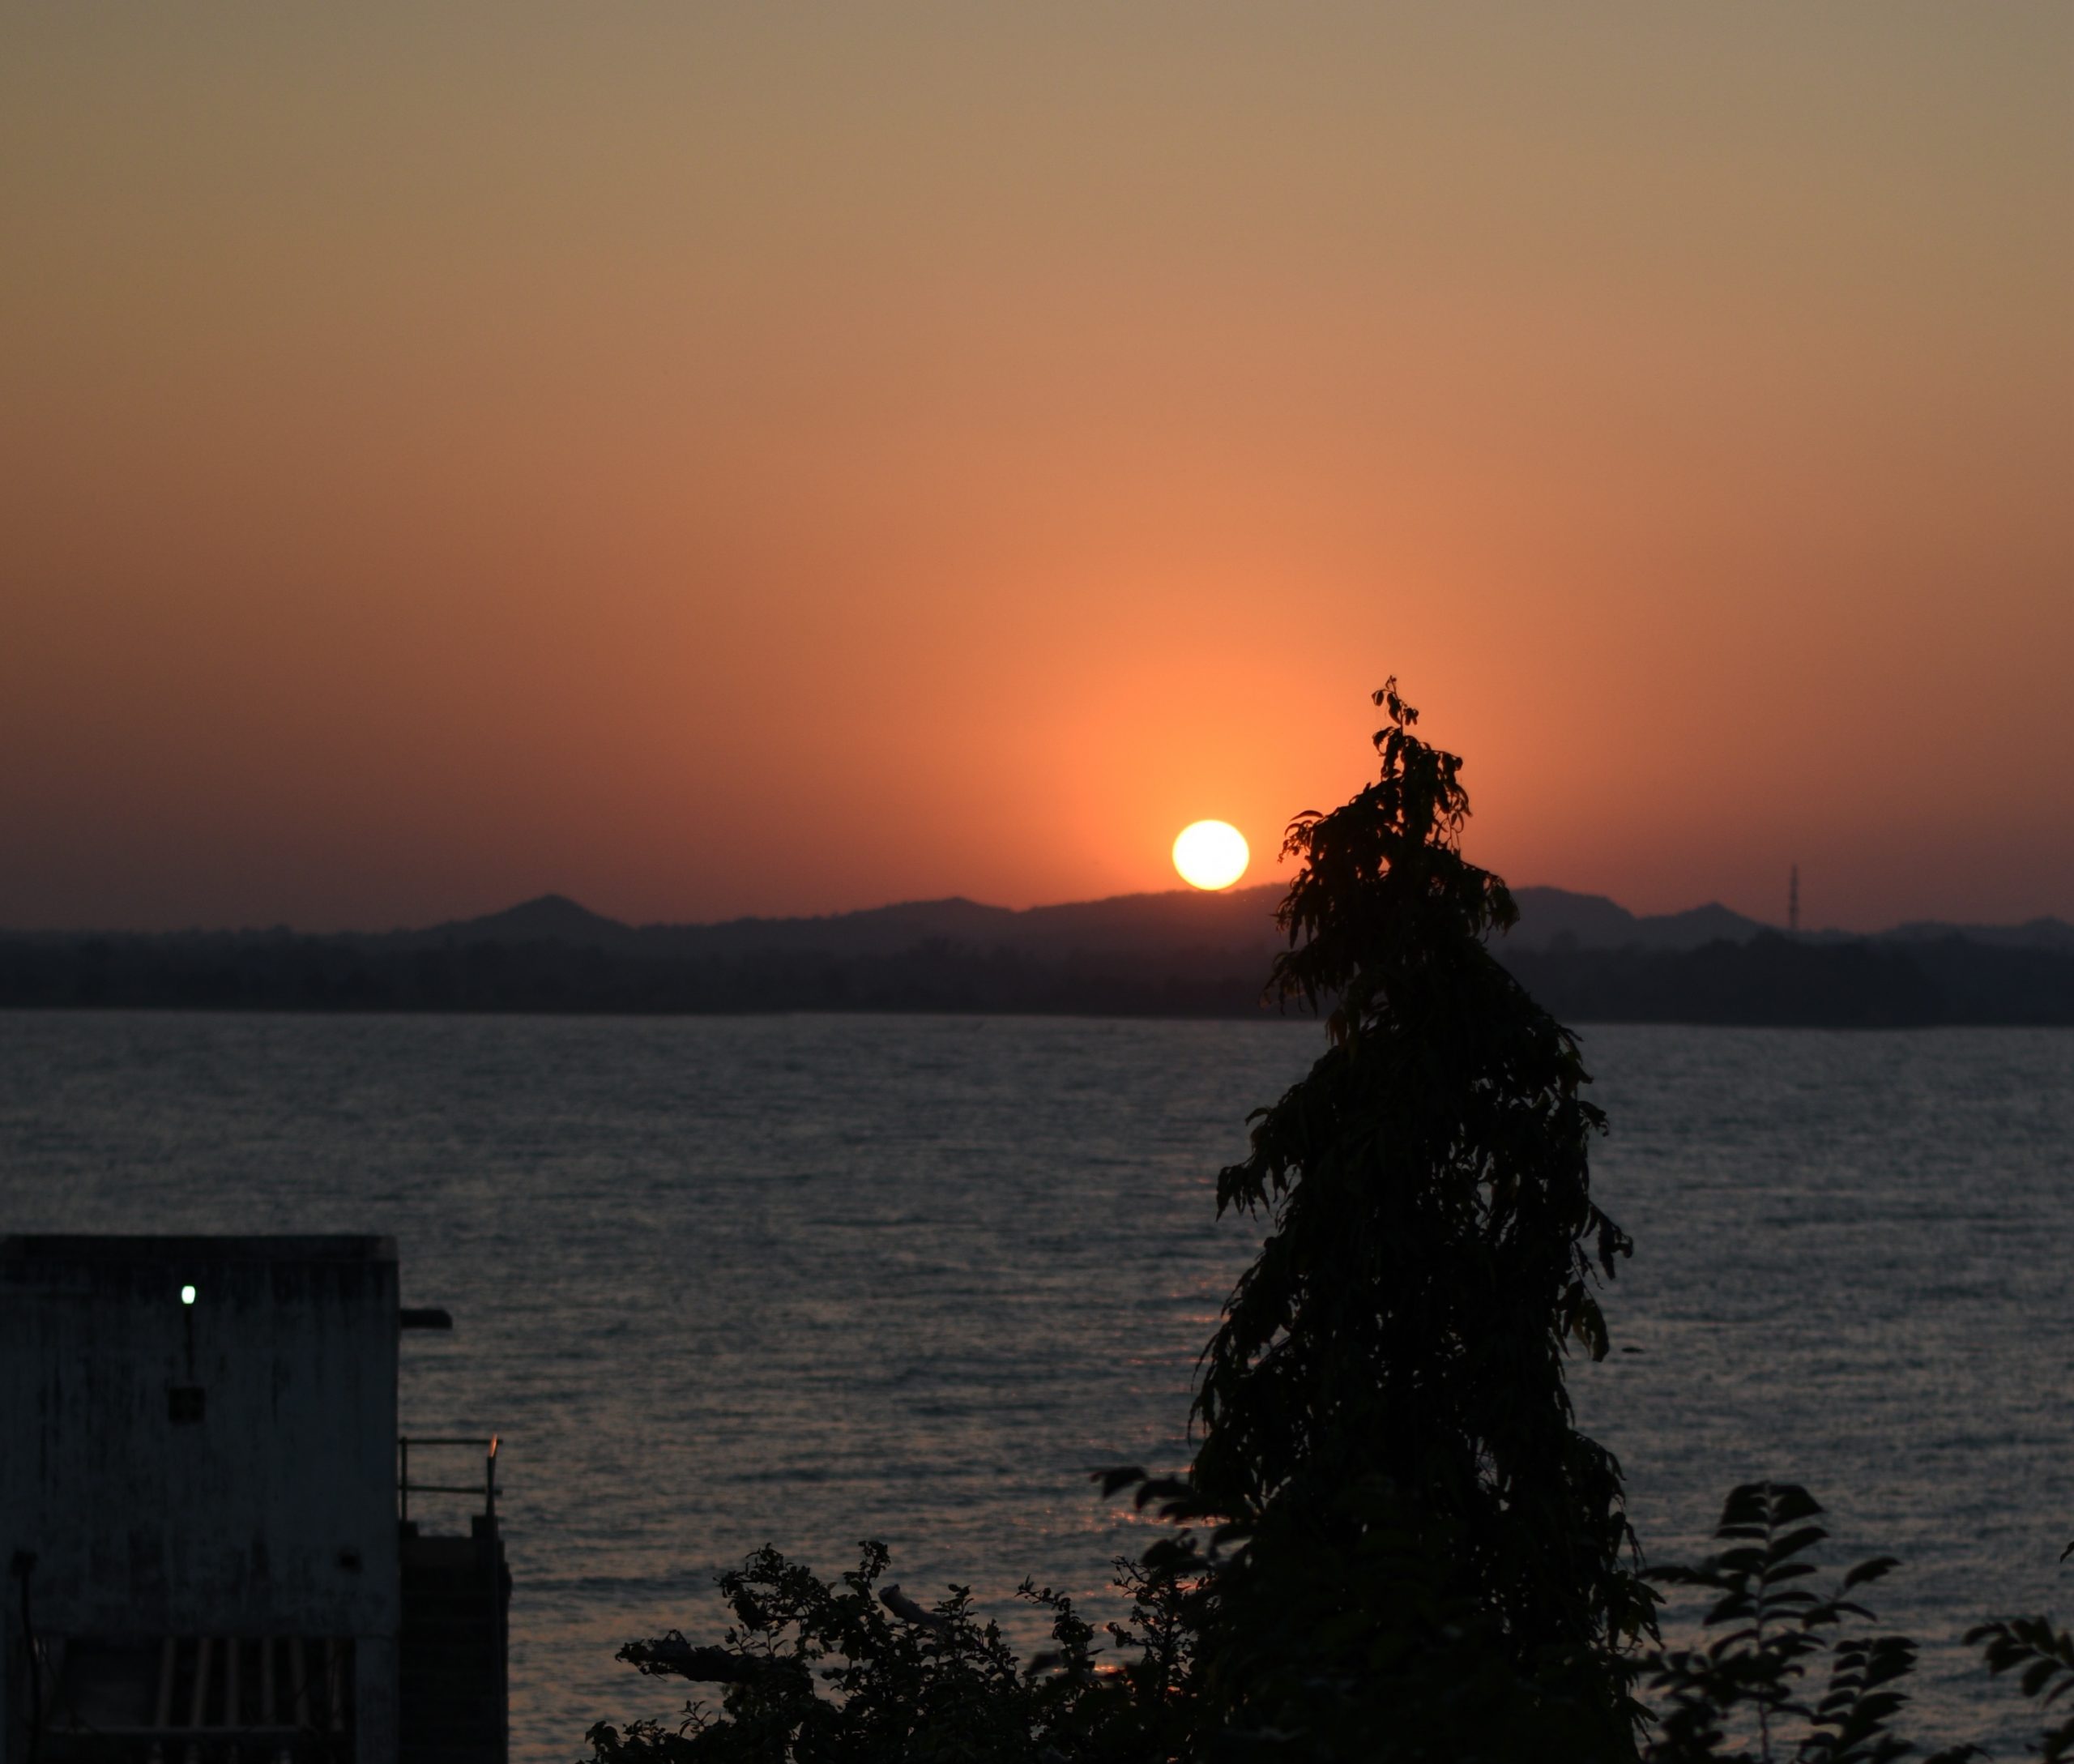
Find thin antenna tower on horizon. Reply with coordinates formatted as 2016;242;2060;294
1789;864;1799;935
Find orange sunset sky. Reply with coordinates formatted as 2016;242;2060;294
2;5;2068;933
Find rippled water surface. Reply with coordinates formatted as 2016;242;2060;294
0;1014;2068;1758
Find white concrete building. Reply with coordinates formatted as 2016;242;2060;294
1;1235;506;1764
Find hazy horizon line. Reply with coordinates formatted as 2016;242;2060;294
7;880;2070;945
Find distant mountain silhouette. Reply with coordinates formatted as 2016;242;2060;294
2;884;2068;1023
420;893;647;949
1505;888;1772;952
391;884;1289;964
395;884;2068;960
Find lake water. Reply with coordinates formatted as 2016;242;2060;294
0;1014;2068;1758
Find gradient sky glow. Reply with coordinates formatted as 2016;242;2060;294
3;4;2069;932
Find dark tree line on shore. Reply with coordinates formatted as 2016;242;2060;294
0;932;1271;1018
2;924;2068;1025
583;688;2073;1763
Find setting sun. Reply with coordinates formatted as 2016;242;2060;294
1172;821;1249;891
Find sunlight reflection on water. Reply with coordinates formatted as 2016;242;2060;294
0;1014;2066;1758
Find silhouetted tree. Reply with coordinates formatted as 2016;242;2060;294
1129;679;1654;1759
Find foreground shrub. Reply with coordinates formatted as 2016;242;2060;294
1641;1482;2072;1764
584;1540;1193;1763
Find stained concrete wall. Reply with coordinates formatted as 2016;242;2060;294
0;1235;400;1760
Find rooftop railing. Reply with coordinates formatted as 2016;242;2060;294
397;1433;499;1527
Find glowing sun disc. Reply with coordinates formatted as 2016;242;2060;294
1173;820;1249;891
